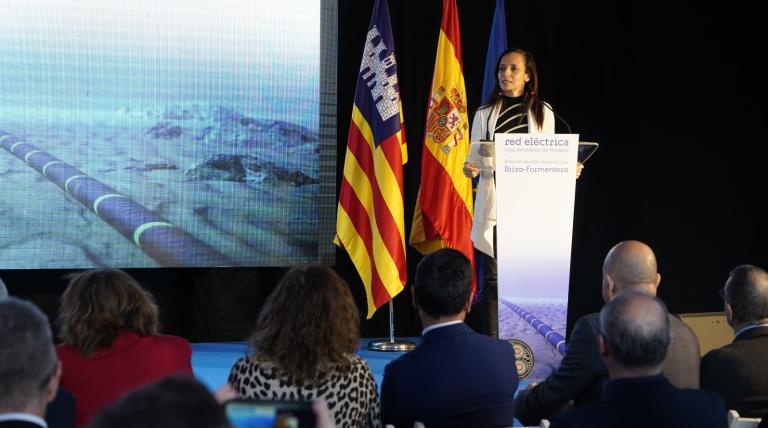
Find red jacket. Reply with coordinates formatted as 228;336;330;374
57;330;193;428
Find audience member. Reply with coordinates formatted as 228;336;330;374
88;376;229;428
227;265;380;427
56;269;192;428
516;240;701;425
0;277;76;428
380;248;518;427
701;264;768;417
550;291;726;427
0;297;62;428
44;390;75;428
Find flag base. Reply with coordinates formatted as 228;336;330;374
368;338;415;352
367;300;415;352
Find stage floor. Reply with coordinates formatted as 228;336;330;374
191;338;419;392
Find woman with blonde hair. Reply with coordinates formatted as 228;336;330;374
56;268;192;428
228;265;380;428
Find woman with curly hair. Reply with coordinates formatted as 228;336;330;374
56;268;192;428
228;265;380;428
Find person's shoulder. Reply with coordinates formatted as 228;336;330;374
550;404;595;427
668;314;697;335
0;420;48;428
55;343;89;366
701;343;732;364
572;312;601;333
472;331;516;352
383;343;424;374
345;354;377;385
149;334;191;350
676;386;727;410
132;334;192;361
347;353;374;372
576;312;600;323
56;343;76;357
229;356;274;381
474;101;496;116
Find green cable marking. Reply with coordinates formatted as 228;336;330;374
133;222;176;247
10;141;24;153
92;194;128;215
42;161;66;177
24;150;42;163
64;175;88;194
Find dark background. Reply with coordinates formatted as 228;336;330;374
4;0;767;342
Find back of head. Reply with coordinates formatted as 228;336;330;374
599;290;671;371
88;375;230;428
57;268;159;356
602;240;659;296
249;265;359;384
0;297;58;412
724;264;768;324
414;248;472;319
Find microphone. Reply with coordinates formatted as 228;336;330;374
533;91;572;134
550;106;572;134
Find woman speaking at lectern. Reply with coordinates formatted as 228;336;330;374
463;48;581;337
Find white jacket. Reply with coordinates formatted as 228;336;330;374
468;100;555;257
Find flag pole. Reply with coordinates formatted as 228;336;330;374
368;300;415;352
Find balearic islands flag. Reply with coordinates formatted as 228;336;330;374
335;0;408;319
409;0;475;292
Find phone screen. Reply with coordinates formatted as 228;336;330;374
225;400;315;428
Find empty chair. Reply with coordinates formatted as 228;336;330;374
728;410;762;428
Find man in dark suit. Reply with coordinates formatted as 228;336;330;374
515;240;701;425
1;280;75;428
551;291;727;428
380;248;518;428
0;298;63;427
701;264;768;418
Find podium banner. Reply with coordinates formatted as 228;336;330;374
495;133;578;379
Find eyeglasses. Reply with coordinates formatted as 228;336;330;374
718;288;726;301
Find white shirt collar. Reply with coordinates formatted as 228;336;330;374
0;413;47;427
422;320;463;336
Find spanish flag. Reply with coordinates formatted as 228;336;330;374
335;0;408;319
409;0;475;293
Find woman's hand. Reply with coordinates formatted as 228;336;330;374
213;383;238;404
463;161;479;178
575;162;584;179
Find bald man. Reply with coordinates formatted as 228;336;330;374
551;292;726;428
515;240;701;426
701;264;768;418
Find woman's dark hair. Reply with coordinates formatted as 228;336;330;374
57;268;159;356
248;265;360;385
481;47;545;130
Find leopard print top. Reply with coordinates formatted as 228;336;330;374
228;353;381;428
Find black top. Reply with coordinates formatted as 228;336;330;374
494;95;528;135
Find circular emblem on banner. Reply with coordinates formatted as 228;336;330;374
508;339;534;378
